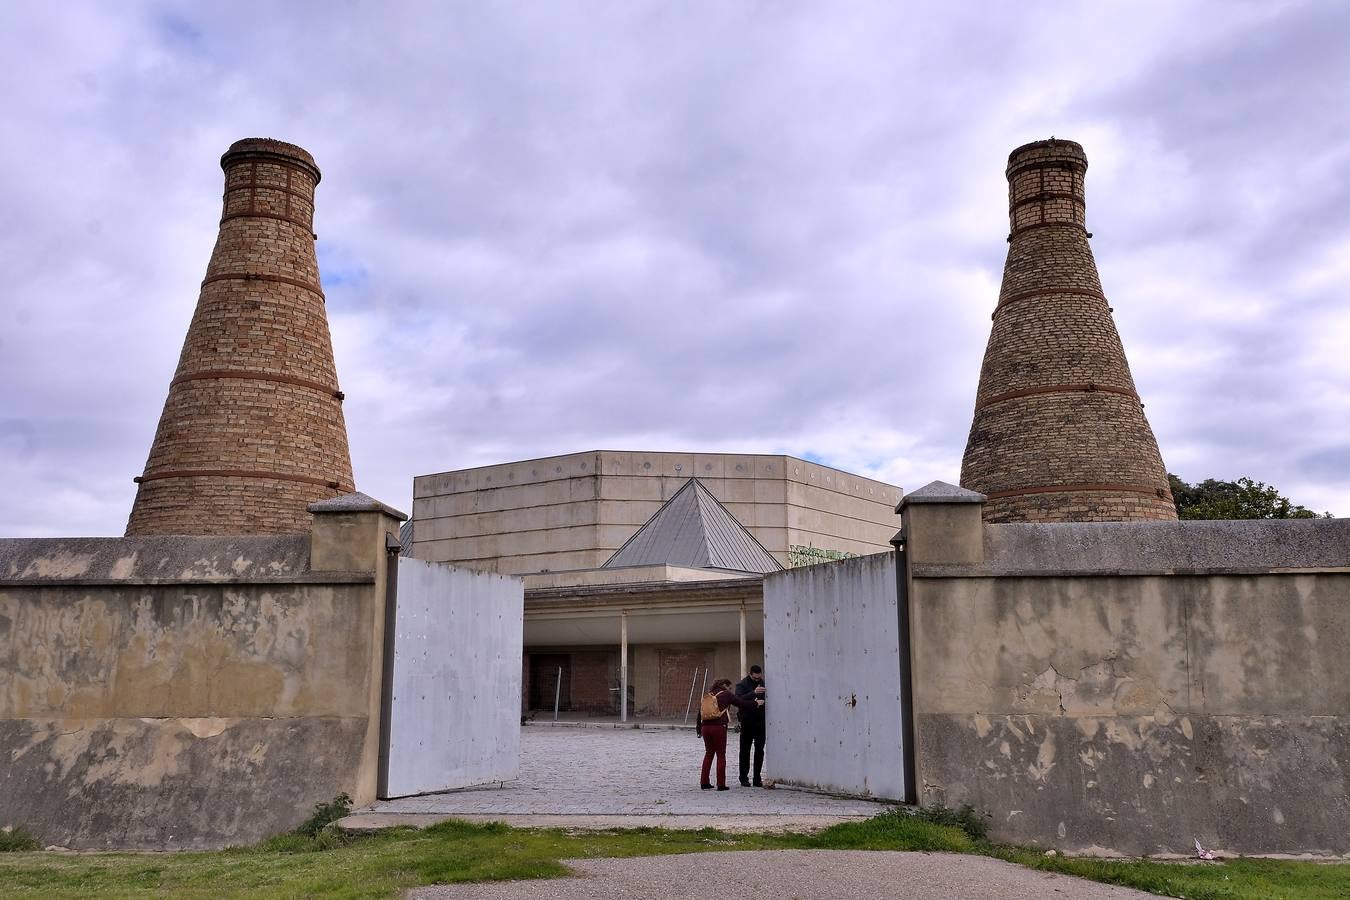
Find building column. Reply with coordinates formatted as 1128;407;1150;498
739;605;747;676
620;610;629;723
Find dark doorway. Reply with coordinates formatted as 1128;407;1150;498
528;653;571;711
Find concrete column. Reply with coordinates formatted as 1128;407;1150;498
739;606;747;675
620;610;629;723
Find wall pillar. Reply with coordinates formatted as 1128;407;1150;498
308;492;407;808
896;481;986;805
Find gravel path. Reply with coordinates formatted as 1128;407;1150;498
409;850;1156;899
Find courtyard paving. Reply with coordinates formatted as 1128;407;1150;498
350;725;888;829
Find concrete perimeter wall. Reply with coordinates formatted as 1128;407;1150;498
0;500;401;849
764;552;904;799
903;494;1350;856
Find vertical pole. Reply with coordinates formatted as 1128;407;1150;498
739;605;748;676
620;610;629;723
683;667;700;725
553;665;562;722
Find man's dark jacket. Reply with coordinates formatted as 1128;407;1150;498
734;675;765;730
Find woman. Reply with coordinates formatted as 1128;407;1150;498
696;678;764;790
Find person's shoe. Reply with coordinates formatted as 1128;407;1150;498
716;785;730;791
739;778;751;787
700;783;713;790
752;780;763;787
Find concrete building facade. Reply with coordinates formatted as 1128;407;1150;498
411;450;902;574
411;452;901;720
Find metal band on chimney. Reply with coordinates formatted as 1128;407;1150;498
134;469;352;491
975;383;1138;411
171;369;344;400
992;287;1108;317
984;483;1171;501
201;272;325;300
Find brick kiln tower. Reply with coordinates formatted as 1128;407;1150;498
126;138;354;535
960;139;1176;523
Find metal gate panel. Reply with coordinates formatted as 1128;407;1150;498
762;552;905;799
383;558;523;798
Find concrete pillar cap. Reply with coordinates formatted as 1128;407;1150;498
897;481;988;513
308;492;408;521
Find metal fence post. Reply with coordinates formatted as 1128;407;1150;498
683;667;701;725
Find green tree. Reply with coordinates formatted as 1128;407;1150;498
1168;474;1333;520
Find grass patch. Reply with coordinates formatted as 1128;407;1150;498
0;808;1345;899
0;813;959;898
994;847;1350;900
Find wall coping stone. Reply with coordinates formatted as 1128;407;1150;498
911;518;1350;578
0;534;311;583
309;491;408;521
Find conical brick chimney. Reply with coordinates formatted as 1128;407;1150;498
960;139;1176;523
126;138;354;535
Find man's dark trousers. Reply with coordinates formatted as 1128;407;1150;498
739;720;765;785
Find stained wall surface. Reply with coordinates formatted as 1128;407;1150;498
907;516;1350;855
411;451;901;574
0;526;391;850
763;553;905;799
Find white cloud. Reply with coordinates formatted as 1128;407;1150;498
1;0;1347;535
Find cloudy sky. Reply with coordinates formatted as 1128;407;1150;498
2;1;1347;536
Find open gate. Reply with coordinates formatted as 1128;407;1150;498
378;557;524;798
762;552;909;800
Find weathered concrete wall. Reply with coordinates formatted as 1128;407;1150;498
763;553;905;799
0;498;400;849
904;500;1350;856
386;558;523;797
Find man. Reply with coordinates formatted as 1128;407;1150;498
733;665;766;786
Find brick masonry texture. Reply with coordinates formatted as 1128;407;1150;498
961;139;1176;523
126;138;354;535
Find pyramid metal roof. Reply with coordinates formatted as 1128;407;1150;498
602;477;783;574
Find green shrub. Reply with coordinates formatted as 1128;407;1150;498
816;808;974;853
0;826;41;852
910;804;991;842
294;793;353;838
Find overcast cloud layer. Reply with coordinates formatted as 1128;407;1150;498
2;0;1347;536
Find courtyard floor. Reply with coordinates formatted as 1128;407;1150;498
347;725;888;831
